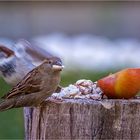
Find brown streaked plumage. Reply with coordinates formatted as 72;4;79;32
0;57;63;111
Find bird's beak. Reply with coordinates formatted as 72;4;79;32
52;65;64;71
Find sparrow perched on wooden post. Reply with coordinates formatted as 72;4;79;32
0;57;63;111
0;39;54;86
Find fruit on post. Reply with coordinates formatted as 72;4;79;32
97;68;140;99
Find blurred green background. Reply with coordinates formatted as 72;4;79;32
0;70;118;139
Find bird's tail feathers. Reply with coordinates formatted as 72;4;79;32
0;99;15;111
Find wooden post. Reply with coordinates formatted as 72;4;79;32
24;98;140;140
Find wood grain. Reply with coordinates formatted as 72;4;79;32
24;98;140;140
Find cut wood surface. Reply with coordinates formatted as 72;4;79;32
24;98;140;140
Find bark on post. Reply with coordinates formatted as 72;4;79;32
24;98;140;140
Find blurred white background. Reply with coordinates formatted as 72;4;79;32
0;1;140;71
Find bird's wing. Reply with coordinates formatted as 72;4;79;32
15;39;53;64
0;45;14;57
1;67;42;99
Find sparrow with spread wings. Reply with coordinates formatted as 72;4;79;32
0;39;54;86
0;57;63;111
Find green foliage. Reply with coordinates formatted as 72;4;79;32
0;109;24;139
0;78;24;139
0;70;113;138
0;79;24;139
61;70;116;86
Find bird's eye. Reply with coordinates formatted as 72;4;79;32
48;60;52;64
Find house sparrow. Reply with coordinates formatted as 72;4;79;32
0;39;54;86
0;57;63;111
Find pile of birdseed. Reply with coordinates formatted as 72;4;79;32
52;79;104;100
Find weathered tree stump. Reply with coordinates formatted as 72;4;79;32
24;98;140;140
